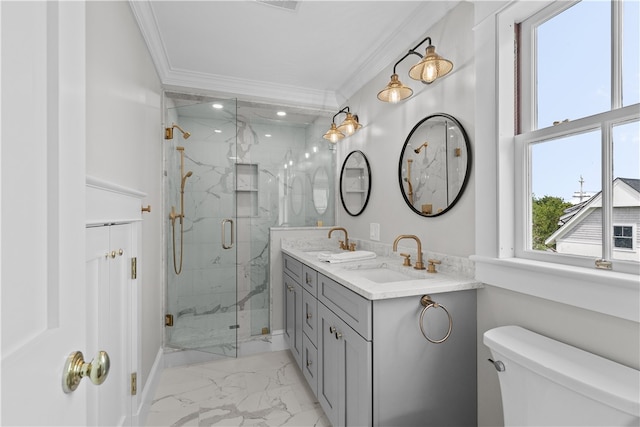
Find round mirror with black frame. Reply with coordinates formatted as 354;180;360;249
340;150;372;216
398;113;471;217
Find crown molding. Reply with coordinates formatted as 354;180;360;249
162;68;339;111
129;0;339;110
129;0;458;110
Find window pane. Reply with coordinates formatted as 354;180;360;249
623;0;640;106
530;130;601;256
612;119;639;261
536;1;611;129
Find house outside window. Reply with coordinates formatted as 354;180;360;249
517;0;639;273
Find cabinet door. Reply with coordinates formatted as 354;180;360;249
283;273;302;367
339;315;372;427
86;224;133;426
318;303;372;427
317;303;341;426
302;289;318;346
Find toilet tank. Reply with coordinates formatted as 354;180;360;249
484;326;640;426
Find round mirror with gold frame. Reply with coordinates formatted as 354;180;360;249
339;150;371;216
398;113;471;217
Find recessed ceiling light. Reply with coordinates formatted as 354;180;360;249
265;134;272;137
214;129;222;133
277;111;286;117
212;103;223;109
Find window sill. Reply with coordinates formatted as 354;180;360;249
471;255;640;323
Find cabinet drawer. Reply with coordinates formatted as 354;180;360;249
302;265;318;296
318;273;372;340
302;333;318;397
302;289;318;346
283;254;302;283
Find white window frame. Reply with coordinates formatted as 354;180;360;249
516;0;639;274
472;0;639;323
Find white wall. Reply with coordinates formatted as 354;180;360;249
85;1;162;393
337;2;476;258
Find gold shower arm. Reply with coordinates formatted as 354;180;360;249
165;123;191;140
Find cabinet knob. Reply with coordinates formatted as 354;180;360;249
306;312;312;320
335;331;342;340
306;358;313;367
305;274;311;284
329;326;336;334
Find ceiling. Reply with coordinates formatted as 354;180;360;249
130;1;460;112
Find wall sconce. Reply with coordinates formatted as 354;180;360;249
323;106;362;143
377;36;453;103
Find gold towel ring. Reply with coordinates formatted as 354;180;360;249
419;295;452;344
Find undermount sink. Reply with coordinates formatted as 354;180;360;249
340;263;417;283
303;249;342;256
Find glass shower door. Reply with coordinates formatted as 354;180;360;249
165;95;238;357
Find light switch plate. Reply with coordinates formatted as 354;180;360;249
370;223;380;241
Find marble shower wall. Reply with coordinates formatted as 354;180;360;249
165;102;335;349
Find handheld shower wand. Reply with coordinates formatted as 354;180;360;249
170;146;193;274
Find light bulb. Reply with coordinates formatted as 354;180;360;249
423;62;438;83
389;89;401;104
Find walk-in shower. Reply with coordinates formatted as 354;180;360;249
163;92;335;357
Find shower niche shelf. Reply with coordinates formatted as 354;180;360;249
342;166;366;213
236;163;258;217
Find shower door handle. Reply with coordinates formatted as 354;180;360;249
221;219;234;249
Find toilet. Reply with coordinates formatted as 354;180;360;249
483;325;640;426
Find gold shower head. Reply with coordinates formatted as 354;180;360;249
165;123;191;140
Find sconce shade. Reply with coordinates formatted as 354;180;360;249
377;73;414;103
323;123;345;143
408;45;453;83
337;113;362;137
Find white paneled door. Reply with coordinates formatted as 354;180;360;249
1;1;90;425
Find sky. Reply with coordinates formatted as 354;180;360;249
531;0;639;202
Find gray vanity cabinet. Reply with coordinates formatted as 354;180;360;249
282;252;477;427
283;258;303;368
318;301;372;427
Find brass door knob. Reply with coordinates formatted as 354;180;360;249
62;350;110;393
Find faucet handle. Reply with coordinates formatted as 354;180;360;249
348;242;356;251
400;253;412;266
427;259;441;273
338;240;346;250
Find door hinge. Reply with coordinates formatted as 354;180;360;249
131;257;137;279
165;314;174;327
130;372;137;395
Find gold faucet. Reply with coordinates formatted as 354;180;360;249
393;235;425;270
328;227;356;251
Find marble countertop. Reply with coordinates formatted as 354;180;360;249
282;243;482;301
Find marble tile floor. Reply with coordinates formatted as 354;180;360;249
146;350;330;427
